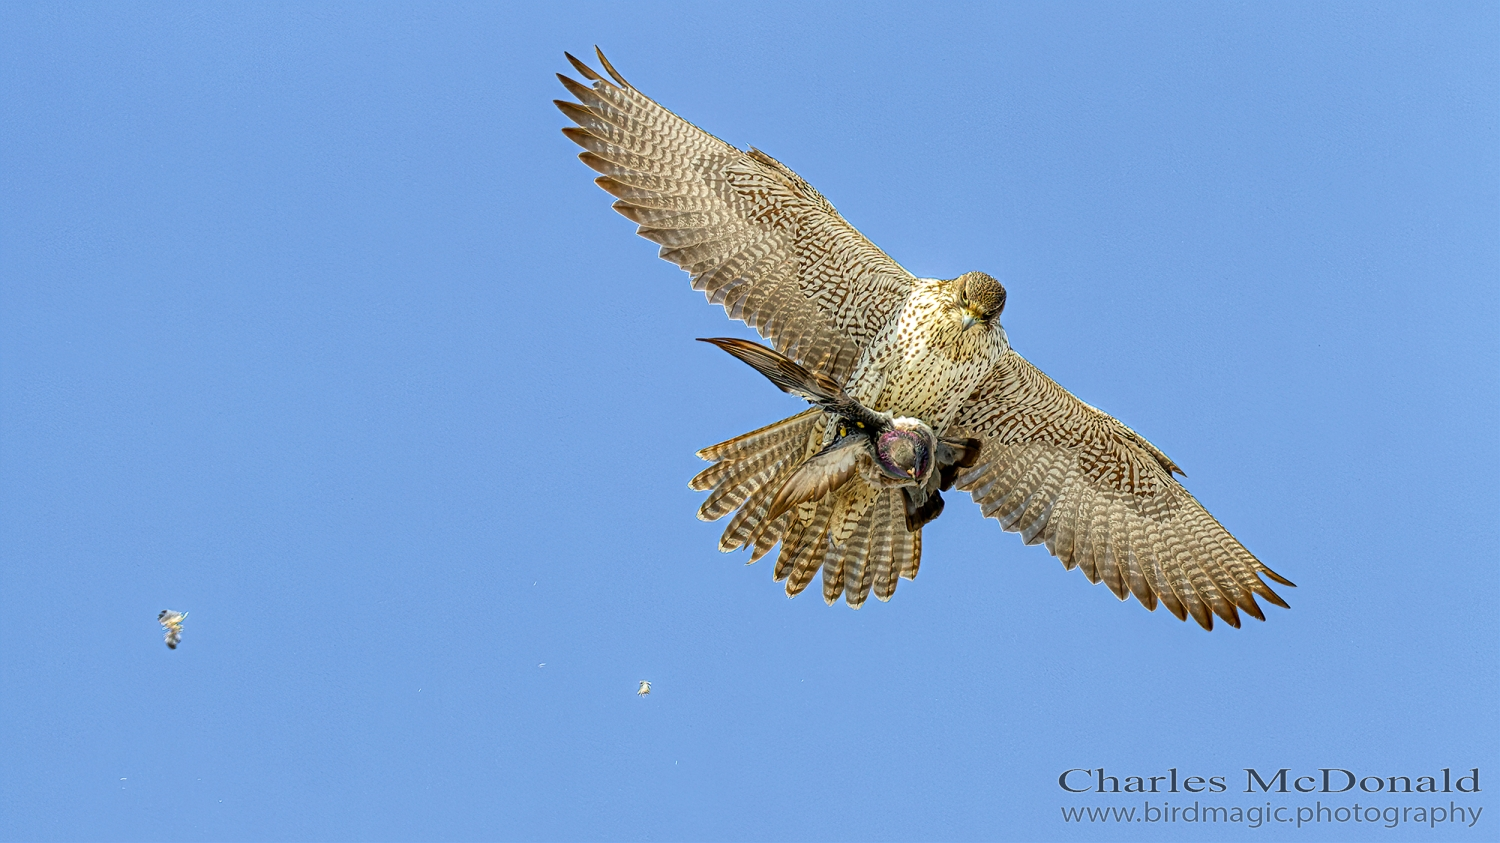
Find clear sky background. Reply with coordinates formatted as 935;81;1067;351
2;3;1496;841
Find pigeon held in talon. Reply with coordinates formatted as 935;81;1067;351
557;48;1293;628
699;337;980;534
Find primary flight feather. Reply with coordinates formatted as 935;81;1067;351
556;48;1292;628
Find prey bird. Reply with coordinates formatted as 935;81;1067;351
700;337;981;533
556;48;1292;628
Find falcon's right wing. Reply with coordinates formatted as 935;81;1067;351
556;49;915;383
949;351;1293;630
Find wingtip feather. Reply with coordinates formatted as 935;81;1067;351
1262;568;1296;587
563;51;604;83
1258;587;1291;610
594;46;631;88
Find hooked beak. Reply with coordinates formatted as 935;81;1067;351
960;310;980;332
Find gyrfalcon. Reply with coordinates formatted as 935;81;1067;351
556;49;1292;629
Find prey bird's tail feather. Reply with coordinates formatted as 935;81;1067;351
699;337;846;407
698;337;886;430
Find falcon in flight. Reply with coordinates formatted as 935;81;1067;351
556;49;1292;629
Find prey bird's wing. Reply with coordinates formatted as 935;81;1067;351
767;436;866;523
557;49;915;383
698;337;880;427
949;351;1293;630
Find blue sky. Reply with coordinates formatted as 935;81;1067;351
1;2;1496;841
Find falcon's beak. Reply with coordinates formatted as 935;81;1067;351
960;310;980;332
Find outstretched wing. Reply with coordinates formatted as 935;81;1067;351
697;337;883;428
556;49;915;382
949;352;1293;630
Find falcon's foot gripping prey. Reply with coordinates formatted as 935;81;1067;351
700;338;980;534
557;48;1293;627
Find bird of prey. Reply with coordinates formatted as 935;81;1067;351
158;610;187;649
556;49;1293;629
637;680;652;696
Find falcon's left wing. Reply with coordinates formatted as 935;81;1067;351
556;48;915;383
949;352;1292;630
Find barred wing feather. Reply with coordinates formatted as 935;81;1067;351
950;351;1293;630
556;49;914;382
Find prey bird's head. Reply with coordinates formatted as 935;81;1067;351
949;271;1006;333
873;419;937;484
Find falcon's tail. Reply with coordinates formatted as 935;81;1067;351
692;410;922;603
691;408;823;557
800;484;921;607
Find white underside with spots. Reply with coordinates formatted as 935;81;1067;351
846;278;1011;433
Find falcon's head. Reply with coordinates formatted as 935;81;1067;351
873;420;936;483
951;271;1006;332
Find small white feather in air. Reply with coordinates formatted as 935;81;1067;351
158;610;187;649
